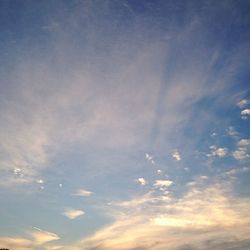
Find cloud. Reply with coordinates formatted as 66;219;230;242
62;209;85;219
137;177;147;186
237;99;249;108
172;151;181;161
233;148;249;161
0;237;32;250
241;109;250;115
154;179;173;188
210;146;227;158
145;153;155;164
145;153;153;161
75;182;250;250
199;175;208;180
238;139;250;146
30;227;60;245
36;179;44;184
227;126;239;137
226;167;250;176
0;228;60;250
73;189;93;197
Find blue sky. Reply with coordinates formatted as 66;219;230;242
0;1;250;249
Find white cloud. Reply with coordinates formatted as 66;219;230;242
36;179;44;184
227;126;239;137
62;209;85;219
73;189;93;197
200;175;208;180
241;109;250;115
172;151;181;161
210;146;227;158
137;177;147;186
145;153;153;161
154;179;173;188
145;153;155;164
30;227;60;244
0;237;32;250
238;139;250;146
233;148;249;161
0;228;60;250
77;183;250;250
226;167;250;175
237;99;249;108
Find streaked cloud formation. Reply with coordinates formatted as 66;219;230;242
0;1;250;250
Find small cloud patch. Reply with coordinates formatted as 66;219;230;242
237;99;249;108
73;189;93;197
154;179;173;188
172;151;181;161
137;177;147;186
62;209;85;219
241;109;250;115
210;146;227;158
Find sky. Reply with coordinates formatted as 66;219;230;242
0;0;250;249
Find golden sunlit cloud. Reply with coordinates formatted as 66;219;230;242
73;182;250;250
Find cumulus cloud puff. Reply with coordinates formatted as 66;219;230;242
62;209;85;219
233;148;249;161
210;146;228;158
137;177;147;186
154;179;173;188
241;109;250;115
